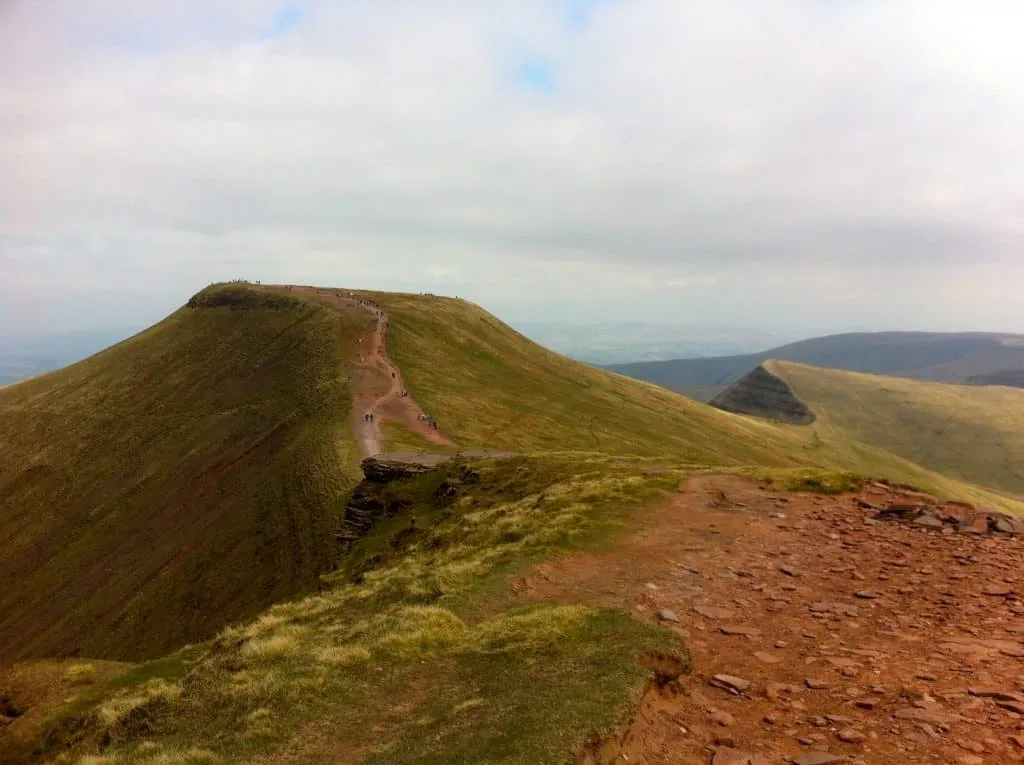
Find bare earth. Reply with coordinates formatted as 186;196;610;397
513;475;1024;765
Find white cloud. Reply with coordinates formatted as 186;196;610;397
1;0;1023;334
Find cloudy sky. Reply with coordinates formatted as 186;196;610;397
2;0;1024;338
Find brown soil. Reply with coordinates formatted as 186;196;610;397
512;475;1024;765
290;287;452;457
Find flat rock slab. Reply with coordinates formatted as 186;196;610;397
694;605;736;619
709;674;751;694
792;753;844;765
719;625;762;637
982;585;1014;596
893;706;952;725
711;747;773;765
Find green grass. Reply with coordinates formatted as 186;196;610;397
0;284;373;665
770;360;1024;498
30;456;687;765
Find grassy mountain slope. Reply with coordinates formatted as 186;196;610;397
0;285;370;666
367;291;810;465
347;290;1022;511
608;331;1024;401
768;360;1024;497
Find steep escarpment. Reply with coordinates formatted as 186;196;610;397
709;364;816;425
0;284;368;665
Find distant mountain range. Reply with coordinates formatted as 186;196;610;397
607;331;1024;400
511;320;790;365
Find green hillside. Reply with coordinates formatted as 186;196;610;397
769;360;1024;497
0;285;370;666
363;291;808;464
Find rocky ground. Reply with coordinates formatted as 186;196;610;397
514;475;1024;765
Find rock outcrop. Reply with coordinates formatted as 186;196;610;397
709;365;816;425
360;456;437;483
872;500;1024;536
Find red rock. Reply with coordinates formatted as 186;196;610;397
998;700;1024;715
792;753;843;765
984;585;1014;597
711;748;772;765
893;706;952;725
766;682;800;700
710;674;751;694
709;708;736;727
718;625;762;637
837;728;864;743
694;605;736;619
969;688;1024;702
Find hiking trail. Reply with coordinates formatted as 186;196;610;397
292;287;453;457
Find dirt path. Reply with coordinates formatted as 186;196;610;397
291;287;453;457
511;476;1024;764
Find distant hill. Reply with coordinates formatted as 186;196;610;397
965;369;1024;388
607;331;1024;400
714;360;1024;496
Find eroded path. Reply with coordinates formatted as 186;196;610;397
292;287;453;457
511;476;1024;765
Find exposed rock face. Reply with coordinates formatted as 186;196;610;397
360;456;436;483
335;458;438;543
709;365;816;425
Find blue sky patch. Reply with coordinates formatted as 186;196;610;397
265;5;302;38
516;60;555;93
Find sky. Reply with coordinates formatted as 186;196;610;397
2;0;1024;338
